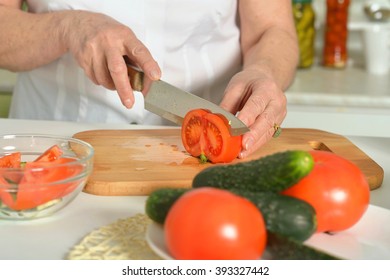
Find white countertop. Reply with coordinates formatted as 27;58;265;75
287;66;390;109
0;118;389;260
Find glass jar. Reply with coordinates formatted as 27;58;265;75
292;0;316;68
322;0;350;68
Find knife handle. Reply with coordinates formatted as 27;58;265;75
127;64;144;92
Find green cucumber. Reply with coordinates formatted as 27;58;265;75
266;231;341;260
145;187;317;242
192;150;314;192
145;188;188;224
229;189;316;242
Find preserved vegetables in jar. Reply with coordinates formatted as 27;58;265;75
323;0;350;68
292;0;316;68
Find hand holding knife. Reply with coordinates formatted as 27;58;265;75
127;63;249;136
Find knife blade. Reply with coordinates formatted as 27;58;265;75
127;64;249;136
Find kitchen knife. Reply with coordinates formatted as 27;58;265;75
127;64;249;136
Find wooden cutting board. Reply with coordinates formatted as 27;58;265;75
73;128;384;196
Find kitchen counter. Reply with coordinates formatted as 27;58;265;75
285;66;390;138
287;66;390;109
0;118;389;260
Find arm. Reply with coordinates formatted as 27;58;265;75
0;1;68;71
239;0;298;91
0;0;160;108
220;0;299;158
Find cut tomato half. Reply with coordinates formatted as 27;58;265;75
181;109;242;163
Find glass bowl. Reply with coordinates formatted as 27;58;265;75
0;134;94;220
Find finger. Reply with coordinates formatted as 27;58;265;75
237;81;287;128
92;54;116;90
75;43;114;90
219;78;246;114
237;93;268;133
106;50;135;108
239;101;287;158
239;110;274;158
125;37;161;81
81;56;99;86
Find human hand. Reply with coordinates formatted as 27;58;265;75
219;69;287;158
63;11;161;108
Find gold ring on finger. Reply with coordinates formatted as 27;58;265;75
273;123;282;138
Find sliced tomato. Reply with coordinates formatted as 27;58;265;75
181;109;209;157
0;147;83;211
6;158;83;210
0;176;16;209
0;153;22;207
0;152;22;183
181;109;242;163
0;152;21;168
34;145;63;162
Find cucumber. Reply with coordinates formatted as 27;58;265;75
192;150;314;192
229;189;316;242
145;188;188;224
145;187;317;242
267;231;341;260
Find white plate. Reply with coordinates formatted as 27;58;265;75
145;222;173;260
146;205;390;260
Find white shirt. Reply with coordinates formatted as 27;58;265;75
9;0;242;125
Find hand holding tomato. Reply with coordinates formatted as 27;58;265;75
282;150;370;233
219;69;288;158
164;187;267;260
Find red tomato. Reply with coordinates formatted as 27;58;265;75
34;145;63;162
18;158;83;210
0;153;22;207
282;150;370;233
181;109;242;163
0;152;21;168
0;152;23;185
0;176;14;209
164;187;267;260
0;147;83;210
4;158;83;210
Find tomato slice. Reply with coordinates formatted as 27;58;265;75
0;152;23;184
0;176;16;209
34;145;63;162
4;158;83;210
0;152;21;168
181;109;209;158
181;109;242;163
0;147;83;211
0;153;22;207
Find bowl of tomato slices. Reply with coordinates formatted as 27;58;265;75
0;134;94;220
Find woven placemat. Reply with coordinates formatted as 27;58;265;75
66;213;162;260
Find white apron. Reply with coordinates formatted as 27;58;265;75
9;0;242;125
